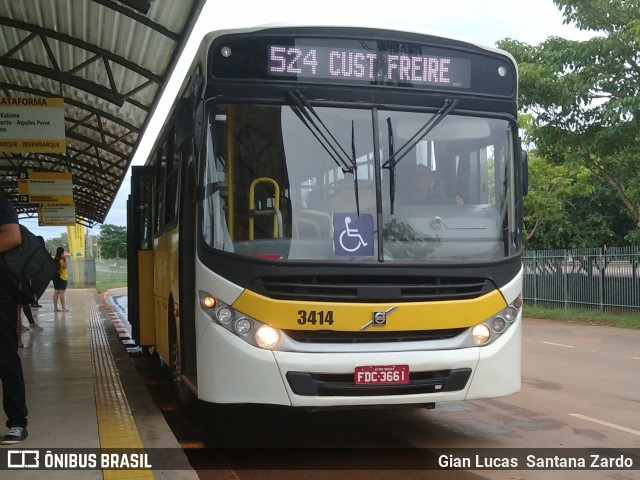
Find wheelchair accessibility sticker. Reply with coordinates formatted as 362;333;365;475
333;213;374;256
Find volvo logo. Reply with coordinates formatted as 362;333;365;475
360;306;398;330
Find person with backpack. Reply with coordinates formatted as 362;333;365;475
0;193;29;444
52;246;69;312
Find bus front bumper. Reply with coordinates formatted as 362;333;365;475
196;319;521;408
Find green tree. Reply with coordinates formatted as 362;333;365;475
498;0;640;240
523;154;588;247
45;233;67;256
526;166;635;248
99;224;127;259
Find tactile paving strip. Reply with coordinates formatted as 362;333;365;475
89;296;155;480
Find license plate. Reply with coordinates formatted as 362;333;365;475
354;365;410;385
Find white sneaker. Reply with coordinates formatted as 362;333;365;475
2;426;28;444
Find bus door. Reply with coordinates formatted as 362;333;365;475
127;166;156;347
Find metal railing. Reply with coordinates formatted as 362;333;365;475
66;257;96;287
523;247;640;313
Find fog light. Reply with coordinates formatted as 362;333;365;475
491;316;507;333
235;317;252;335
472;323;491;345
256;325;280;349
216;306;233;324
202;296;216;309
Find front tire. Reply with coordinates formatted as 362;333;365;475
168;298;196;407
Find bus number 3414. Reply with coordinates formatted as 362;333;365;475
297;310;334;326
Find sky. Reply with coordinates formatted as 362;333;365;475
25;0;596;240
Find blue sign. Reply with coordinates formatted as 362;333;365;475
332;213;374;256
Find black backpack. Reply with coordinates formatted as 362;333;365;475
0;225;57;304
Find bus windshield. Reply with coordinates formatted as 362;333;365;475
201;102;519;263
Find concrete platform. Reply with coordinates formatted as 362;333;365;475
1;288;199;479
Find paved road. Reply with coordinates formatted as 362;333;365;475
404;318;640;479
133;317;640;479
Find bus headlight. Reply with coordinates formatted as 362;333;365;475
472;323;491;345
465;297;521;347
235;317;252;335
503;306;518;323
199;291;282;350
256;325;280;349
216;306;233;324
491;316;507;333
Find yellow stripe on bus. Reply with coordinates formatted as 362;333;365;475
232;288;507;331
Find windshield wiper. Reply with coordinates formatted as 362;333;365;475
350;120;360;216
382;98;459;170
287;88;355;174
384;98;459;214
287;88;363;215
387;117;396;215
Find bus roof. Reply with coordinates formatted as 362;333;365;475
197;20;517;67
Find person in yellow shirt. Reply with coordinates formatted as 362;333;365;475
52;247;69;312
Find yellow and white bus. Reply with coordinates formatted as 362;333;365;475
128;23;526;409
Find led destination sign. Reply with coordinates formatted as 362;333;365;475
268;44;471;88
209;34;516;97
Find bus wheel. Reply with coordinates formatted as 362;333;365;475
168;303;195;407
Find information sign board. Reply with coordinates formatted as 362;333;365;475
0;97;66;153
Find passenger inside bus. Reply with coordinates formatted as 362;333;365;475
305;188;326;211
296;188;332;238
400;164;464;205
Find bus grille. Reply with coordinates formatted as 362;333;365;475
286;369;472;397
283;328;466;344
251;275;490;302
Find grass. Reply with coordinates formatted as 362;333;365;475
524;304;640;330
71;258;128;293
95;279;127;294
95;263;127;293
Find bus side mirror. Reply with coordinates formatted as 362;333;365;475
521;150;529;196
